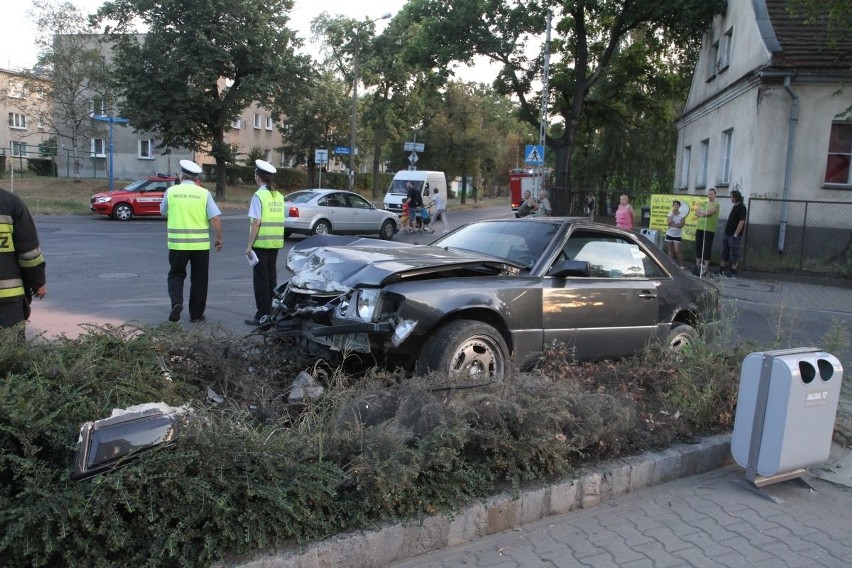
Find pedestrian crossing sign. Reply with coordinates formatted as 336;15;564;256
524;144;544;165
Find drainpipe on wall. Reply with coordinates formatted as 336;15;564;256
778;75;799;253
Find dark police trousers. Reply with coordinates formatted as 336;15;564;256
251;248;279;319
167;249;210;320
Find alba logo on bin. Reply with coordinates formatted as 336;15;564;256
805;391;829;406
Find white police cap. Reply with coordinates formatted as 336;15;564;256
255;159;277;175
179;159;203;175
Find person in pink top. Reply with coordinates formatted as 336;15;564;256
615;194;635;230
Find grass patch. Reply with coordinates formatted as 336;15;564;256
1;321;750;567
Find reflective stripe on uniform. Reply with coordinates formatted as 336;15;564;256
0;277;25;298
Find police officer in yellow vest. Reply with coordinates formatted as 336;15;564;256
0;187;46;332
244;159;284;326
160;159;223;323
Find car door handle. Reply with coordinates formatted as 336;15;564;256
638;291;657;299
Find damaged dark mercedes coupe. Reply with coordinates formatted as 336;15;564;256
264;218;720;379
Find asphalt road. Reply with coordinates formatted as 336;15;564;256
25;205;852;366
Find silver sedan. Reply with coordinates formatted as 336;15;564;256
284;189;399;240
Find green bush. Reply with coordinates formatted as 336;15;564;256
0;323;745;567
27;158;57;177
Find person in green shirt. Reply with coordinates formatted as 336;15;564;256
693;187;719;277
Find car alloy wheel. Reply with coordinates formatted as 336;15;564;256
417;319;511;381
112;203;133;221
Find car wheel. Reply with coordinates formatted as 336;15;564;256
379;219;396;240
667;323;698;352
416;319;511;380
112;203;133;221
311;219;332;236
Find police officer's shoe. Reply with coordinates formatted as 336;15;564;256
169;304;183;322
245;317;261;326
190;315;206;323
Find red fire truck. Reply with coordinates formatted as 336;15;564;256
509;168;545;217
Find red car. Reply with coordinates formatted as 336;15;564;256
90;174;178;221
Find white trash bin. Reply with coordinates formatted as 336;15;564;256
731;348;843;478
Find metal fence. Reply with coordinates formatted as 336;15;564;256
740;197;851;278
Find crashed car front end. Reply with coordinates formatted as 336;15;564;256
266;236;512;364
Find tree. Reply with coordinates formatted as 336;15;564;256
275;70;351;188
93;0;309;198
22;0;113;182
401;0;725;214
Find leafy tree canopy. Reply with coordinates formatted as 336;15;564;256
92;0;311;197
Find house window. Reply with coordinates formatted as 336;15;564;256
253;114;261;129
8;81;25;99
139;139;154;159
37;116;45;131
719;129;733;185
8;112;26;129
680;146;691;189
11;141;27;157
232;118;241;129
706;40;719;81
697;139;709;188
265;116;273;130
824;123;852;185
90;97;106;116
91;138;106;158
718;27;733;72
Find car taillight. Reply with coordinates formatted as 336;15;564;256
288;206;299;218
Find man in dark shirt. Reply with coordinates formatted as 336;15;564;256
719;189;746;278
405;182;423;229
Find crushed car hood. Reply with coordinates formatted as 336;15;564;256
286;235;513;293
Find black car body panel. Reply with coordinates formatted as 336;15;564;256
269;219;719;373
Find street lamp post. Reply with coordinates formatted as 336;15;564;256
92;113;129;192
349;12;391;191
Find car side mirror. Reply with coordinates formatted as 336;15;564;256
547;260;591;278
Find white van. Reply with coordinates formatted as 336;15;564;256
383;170;447;215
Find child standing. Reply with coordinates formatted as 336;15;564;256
665;200;686;269
401;201;413;233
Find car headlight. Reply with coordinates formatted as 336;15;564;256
355;289;381;321
95;196;111;204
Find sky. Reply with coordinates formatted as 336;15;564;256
2;0;496;82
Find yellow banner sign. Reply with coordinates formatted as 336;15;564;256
648;194;709;242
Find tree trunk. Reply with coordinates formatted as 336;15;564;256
371;140;382;200
213;126;226;199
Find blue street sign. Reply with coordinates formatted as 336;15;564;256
334;146;351;155
524;144;544;165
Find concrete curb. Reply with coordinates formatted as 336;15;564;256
231;434;733;568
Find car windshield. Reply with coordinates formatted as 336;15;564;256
285;191;321;204
388;179;423;195
431;220;561;268
122;179;147;191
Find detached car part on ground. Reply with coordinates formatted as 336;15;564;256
263;219;720;379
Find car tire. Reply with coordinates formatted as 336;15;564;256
112;203;133;221
311;219;332;236
667;323;698;352
379;219;396;240
416;319;512;380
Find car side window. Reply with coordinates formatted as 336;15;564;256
347;194;371;209
324;194;346;207
562;231;663;278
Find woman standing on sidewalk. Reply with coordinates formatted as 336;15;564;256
615;194;635;230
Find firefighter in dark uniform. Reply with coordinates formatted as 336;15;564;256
0;187;47;331
159;160;223;323
244;159;284;326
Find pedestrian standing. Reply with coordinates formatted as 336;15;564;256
405;181;423;230
245;159;284;325
719;189;747;278
534;189;552;216
0;187;46;334
586;193;596;221
160;159;223;323
615;194;634;229
432;187;449;233
693;187;719;277
665;200;686;269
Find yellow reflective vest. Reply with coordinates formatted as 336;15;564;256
166;183;211;250
252;188;285;249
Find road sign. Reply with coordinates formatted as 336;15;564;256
404;141;425;152
315;148;328;164
524;144;544;165
333;146;350;155
408;152;419;165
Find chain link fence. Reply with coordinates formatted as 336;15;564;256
741;197;851;278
